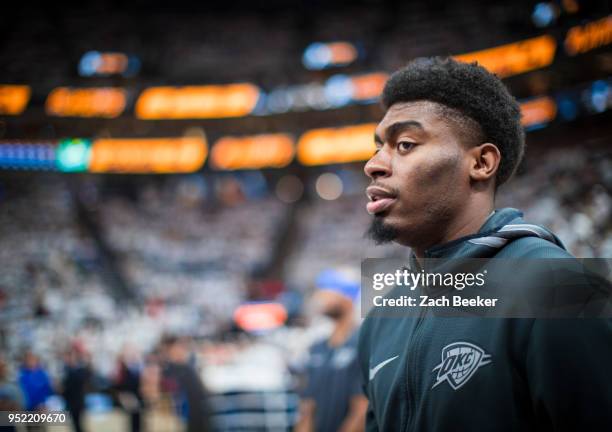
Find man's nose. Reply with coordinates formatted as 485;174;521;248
364;150;391;179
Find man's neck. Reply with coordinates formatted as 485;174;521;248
413;202;495;261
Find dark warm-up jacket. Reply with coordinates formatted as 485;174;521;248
358;208;612;431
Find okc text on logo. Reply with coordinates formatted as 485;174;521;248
432;342;492;390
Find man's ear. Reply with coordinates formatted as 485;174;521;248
468;143;500;182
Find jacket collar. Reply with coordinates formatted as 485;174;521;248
421;208;523;259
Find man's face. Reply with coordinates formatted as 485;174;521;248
24;352;39;369
167;341;189;364
364;101;473;249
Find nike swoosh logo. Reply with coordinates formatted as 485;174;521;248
369;355;399;380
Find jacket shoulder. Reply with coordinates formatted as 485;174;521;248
495;235;574;258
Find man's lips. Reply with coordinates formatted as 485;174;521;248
366;186;397;215
366;197;397;215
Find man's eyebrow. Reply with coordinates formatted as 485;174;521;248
386;120;425;140
374;120;425;144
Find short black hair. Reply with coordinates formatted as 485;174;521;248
382;57;524;186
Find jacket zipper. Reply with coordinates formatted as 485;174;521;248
404;301;428;431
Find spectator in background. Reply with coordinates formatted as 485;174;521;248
61;344;93;432
295;270;367;432
140;351;162;405
160;335;213;432
0;356;24;409
18;351;54;411
0;356;24;432
113;346;143;432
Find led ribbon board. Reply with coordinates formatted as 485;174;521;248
211;134;294;170
56;138;92;172
350;73;389;102
565;16;612;55
297;123;377;166
89;137;207;173
46;87;126;118
454;35;557;78
520;97;557;127
135;84;261;119
0;141;55;170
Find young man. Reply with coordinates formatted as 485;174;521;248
359;57;612;431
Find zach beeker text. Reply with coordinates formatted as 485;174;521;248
373;295;499;308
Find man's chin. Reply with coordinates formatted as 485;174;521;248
366;216;399;245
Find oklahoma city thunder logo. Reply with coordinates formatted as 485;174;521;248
432;342;492;390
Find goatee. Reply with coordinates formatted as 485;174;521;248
366;216;398;245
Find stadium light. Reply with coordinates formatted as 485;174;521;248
315;173;343;200
532;3;557;28
0;85;31;115
303;41;358;70
78;51;141;77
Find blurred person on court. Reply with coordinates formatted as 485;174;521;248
140;351;162;405
295;269;367;432
112;346;143;432
17;350;54;411
61;342;93;432
160;335;213;432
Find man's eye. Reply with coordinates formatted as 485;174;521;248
398;141;415;151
